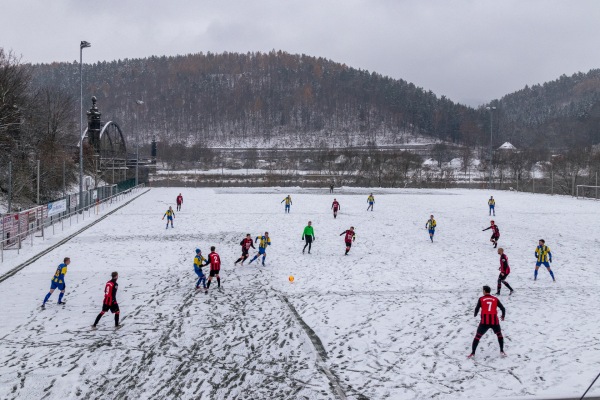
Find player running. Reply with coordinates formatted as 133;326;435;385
331;199;340;218
194;248;208;292
41;257;70;308
534;239;555;282
425;215;437;242
302;221;315;254
249;232;271;266
176;193;183;211
92;271;121;329
235;234;256;265
482;220;500;248
496;248;514;295
281;195;292;213
204;246;222;290
467;285;506;358
162;206;175;229
488;196;495;216
340;227;356;255
367;194;375;211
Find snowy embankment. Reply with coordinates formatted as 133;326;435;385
0;188;598;399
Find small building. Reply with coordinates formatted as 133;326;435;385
498;142;517;151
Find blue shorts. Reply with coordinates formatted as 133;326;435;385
369;202;374;205
167;216;173;221
50;281;65;291
536;262;550;268
428;229;435;235
490;205;495;209
285;205;290;209
194;266;205;278
258;247;267;255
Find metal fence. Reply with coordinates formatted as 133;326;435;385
1;182;145;262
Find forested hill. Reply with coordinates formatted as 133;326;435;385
30;51;484;148
492;69;600;149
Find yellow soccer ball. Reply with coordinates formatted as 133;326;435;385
289;276;295;282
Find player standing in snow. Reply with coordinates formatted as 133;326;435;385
367;194;375;211
176;193;183;211
534;239;555;282
41;257;70;308
194;248;207;292
488;196;495;216
425;215;437;242
162;206;175;229
340;227;356;255
467;285;506;358
496;248;514;295
482;220;500;248
331;199;340;218
92;271;121;329
249;232;271;266
235;234;256;265
330;183;334;193
204;246;221;290
281;195;292;213
302;221;315;254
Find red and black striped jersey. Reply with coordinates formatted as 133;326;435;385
341;230;355;242
500;254;510;275
241;238;254;250
208;252;221;271
474;295;505;325
103;279;118;305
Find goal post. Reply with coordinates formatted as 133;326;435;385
576;185;600;200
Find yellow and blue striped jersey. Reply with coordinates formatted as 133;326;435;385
194;254;206;268
367;195;375;203
164;209;174;218
256;236;271;248
52;263;68;284
282;196;292;205
426;219;437;230
488;199;495;206
535;245;552;262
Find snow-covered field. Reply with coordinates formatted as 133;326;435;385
0;187;599;400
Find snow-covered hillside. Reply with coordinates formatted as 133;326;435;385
0;188;599;399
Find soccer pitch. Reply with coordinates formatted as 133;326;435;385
0;187;599;400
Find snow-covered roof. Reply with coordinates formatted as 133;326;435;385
498;142;516;150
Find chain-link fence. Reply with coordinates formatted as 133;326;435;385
1;182;146;262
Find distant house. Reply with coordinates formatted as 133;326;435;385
498;142;517;151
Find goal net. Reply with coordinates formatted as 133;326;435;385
576;185;600;200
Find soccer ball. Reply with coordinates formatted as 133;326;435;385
289;276;294;282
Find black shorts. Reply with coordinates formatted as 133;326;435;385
498;272;509;280
491;234;499;240
241;249;249;256
305;236;313;244
102;303;120;313
210;269;220;277
345;241;352;248
476;323;502;337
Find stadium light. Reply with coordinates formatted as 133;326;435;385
79;41;91;212
486;106;497;189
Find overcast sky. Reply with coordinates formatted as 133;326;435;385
1;0;599;106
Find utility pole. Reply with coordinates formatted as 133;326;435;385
486;106;497;189
79;40;91;212
7;161;12;213
37;159;40;204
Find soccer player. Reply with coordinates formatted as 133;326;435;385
482;220;500;248
330;183;334;193
496;248;514;295
367;194;375;211
235;234;256;265
194;248;207;292
534;239;555;282
467;285;506;358
249;232;271;266
302;221;315;254
92;271;121;328
176;193;183;211
281;195;292;213
162;206;175;229
488;196;495;216
331;199;340;218
425;215;437;242
41;257;70;307
340;227;356;255
204;246;221;290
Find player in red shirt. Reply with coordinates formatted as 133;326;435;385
482;220;500;248
468;285;506;358
92;271;121;328
339;227;356;255
176;193;183;211
235;234;256;265
496;248;514;295
204;246;221;291
331;199;340;218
